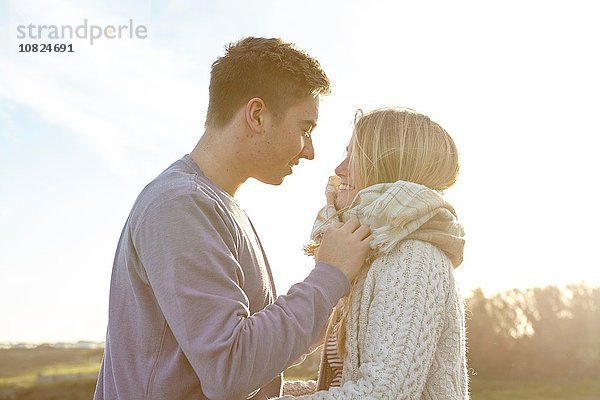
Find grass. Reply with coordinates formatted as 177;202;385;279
0;348;102;390
470;378;600;400
0;347;103;378
3;377;598;400
0;379;98;400
0;362;99;388
1;348;599;399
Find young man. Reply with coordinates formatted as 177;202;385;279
94;37;372;400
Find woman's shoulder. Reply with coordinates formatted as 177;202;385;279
369;239;452;283
376;238;451;262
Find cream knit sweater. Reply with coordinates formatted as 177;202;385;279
279;181;469;399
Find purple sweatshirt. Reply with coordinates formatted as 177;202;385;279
94;155;350;400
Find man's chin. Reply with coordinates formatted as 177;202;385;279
255;175;286;186
254;167;291;186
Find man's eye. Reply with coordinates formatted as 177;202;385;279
303;130;312;138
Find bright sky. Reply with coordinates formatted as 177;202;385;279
1;0;599;343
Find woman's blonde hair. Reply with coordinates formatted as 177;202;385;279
327;107;460;358
349;107;459;192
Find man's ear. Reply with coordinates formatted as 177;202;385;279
245;97;267;134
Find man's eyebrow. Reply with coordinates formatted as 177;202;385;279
299;119;317;128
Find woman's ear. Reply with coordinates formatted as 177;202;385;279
245;97;266;134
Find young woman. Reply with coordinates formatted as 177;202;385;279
281;108;468;399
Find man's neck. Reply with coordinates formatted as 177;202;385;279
190;135;247;197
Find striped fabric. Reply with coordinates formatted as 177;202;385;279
325;327;343;387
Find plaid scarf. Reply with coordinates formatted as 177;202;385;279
310;180;465;268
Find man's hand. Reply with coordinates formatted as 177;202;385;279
315;217;372;283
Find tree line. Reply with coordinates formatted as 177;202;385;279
466;284;600;380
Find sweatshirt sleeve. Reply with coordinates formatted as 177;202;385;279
278;240;450;400
134;193;350;400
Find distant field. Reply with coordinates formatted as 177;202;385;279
1;347;599;399
0;347;103;379
0;346;102;399
469;379;600;400
0;361;99;386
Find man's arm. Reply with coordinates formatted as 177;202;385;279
135;193;364;400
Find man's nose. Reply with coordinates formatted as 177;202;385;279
301;139;315;160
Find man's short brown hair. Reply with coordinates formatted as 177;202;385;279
205;37;331;128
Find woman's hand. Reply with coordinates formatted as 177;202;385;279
325;175;340;206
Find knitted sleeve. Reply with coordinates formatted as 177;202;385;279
276;240;450;399
283;380;318;396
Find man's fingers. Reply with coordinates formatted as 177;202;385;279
353;225;371;241
328;222;343;230
341;217;361;233
316;218;373;283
